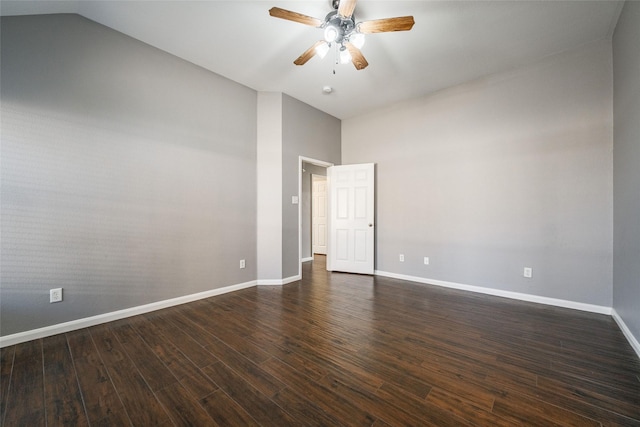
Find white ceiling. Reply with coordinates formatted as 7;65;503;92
1;0;624;119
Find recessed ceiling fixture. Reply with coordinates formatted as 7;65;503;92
269;0;415;71
323;86;333;94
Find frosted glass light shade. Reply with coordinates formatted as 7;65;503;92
350;33;365;49
324;25;339;43
315;42;330;59
339;47;352;64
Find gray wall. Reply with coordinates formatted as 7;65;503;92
612;2;640;344
282;94;341;279
1;14;257;336
301;163;328;260
343;41;613;307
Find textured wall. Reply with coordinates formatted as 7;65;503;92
343;41;613;306
1;14;257;336
613;2;640;344
282;95;340;279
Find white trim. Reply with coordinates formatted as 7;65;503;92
0;280;257;348
258;274;301;286
302;257;313;262
298;156;333;280
612;309;640;359
311;174;328;258
257;279;284;286
374;270;612;315
282;274;301;285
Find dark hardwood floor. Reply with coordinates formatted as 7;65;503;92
2;255;639;426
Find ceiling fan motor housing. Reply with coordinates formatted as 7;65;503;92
324;11;356;44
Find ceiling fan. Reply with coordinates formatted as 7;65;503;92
269;0;415;70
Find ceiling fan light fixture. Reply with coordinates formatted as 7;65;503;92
324;25;339;43
350;32;365;49
339;46;352;64
315;42;330;59
269;0;414;71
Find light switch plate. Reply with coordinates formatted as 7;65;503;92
292;196;299;204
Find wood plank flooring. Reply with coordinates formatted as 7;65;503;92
2;255;639;426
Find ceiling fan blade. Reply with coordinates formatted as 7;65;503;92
358;16;415;34
337;0;357;19
345;42;368;70
269;7;323;27
294;41;326;66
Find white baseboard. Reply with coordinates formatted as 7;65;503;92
0;280;257;348
612;309;640;359
378;270;639;360
374;270;612;315
282;274;302;285
257;274;301;286
301;257;313;262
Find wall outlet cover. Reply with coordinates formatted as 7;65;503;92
50;288;63;303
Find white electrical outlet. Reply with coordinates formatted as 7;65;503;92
424;257;430;265
240;259;246;269
399;254;405;262
524;267;533;278
50;288;63;303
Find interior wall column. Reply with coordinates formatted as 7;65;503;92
256;92;283;283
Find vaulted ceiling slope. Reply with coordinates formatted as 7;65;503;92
1;0;624;119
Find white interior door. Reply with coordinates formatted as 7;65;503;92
327;163;375;274
312;175;327;255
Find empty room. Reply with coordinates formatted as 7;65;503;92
1;0;639;425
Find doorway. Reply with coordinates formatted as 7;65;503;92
298;157;376;278
299;157;333;276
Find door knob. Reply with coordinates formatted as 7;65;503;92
369;223;373;227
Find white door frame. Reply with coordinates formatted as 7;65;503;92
299;156;334;278
311;174;328;256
